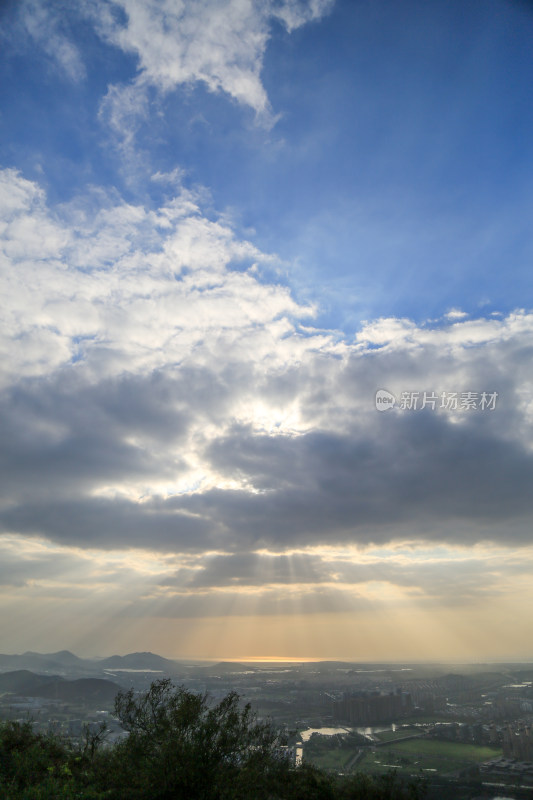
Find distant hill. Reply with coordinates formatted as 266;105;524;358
43;650;85;665
0;670;121;703
0;651;88;673
0;670;58;694
0;652;356;676
99;652;180;672
0;649;186;678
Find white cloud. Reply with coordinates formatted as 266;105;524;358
445;308;468;320
94;0;334;119
0;169;318;389
98;82;150;150
270;0;335;33
355;317;417;347
18;0;86;81
354;311;533;353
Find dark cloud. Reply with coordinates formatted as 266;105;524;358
1;295;532;561
1;348;532;553
160;552;328;588
0;545;83;588
0;496;218;551
0;365;235;502
199;410;533;547
155;550;508;607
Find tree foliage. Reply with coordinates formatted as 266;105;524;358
111;678;290;799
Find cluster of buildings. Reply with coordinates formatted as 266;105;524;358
479;756;533;785
332;688;412;725
502;721;533;761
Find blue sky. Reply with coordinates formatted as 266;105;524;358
1;0;533;660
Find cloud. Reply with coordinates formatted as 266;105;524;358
165;551;329;588
270;0;335;32
3;529;533;623
157;547;514;607
445;308;468;320
8;0;86;81
201;414;533;544
91;0;333;158
1;168;533;575
92;0;334;135
98;81;150;154
0;169;312;389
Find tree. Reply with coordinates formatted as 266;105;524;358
110;678;291;799
109;679;427;800
0;719;65;795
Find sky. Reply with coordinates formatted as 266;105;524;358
1;0;533;662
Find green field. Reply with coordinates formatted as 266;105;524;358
357;740;501;777
303;729;502;777
304;748;356;771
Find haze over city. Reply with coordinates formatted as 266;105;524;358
1;0;533;663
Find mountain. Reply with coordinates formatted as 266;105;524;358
41;650;85;665
0;653;22;670
99;652;180;672
0;670;57;694
0;651;89;673
0;650;185;677
0;670;121;703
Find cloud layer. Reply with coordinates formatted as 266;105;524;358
1;168;533;571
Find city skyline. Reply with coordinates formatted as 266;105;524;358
1;0;533;661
